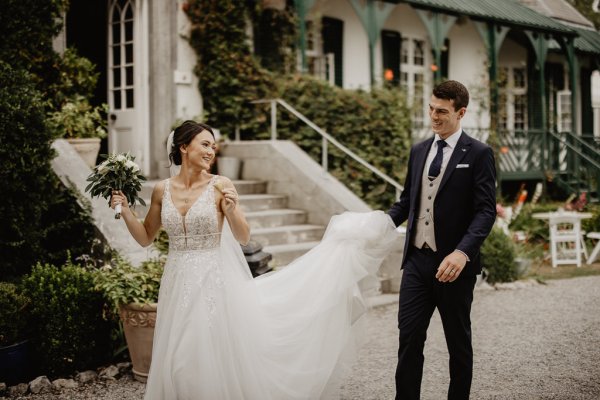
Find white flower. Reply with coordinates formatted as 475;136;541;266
116;154;127;163
126;160;140;172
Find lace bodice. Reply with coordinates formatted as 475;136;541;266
161;176;221;252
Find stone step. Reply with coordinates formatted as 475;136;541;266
239;194;288;212
245;209;307;229
251;225;325;246
263;241;320;268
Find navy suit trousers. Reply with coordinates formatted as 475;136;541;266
395;247;476;400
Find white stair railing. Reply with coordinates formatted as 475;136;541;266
250;98;404;199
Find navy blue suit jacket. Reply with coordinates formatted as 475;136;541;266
388;132;497;275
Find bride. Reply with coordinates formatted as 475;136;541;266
111;120;399;399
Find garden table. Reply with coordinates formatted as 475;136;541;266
532;211;593;265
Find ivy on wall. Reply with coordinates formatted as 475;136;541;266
185;1;412;209
185;0;274;138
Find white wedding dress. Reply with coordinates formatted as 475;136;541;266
144;176;399;400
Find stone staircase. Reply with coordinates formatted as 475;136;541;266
138;179;326;268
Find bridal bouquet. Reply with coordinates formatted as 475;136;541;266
86;153;147;219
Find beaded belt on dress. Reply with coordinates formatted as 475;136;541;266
169;232;221;252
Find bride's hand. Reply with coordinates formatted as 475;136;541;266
111;190;130;211
220;187;239;214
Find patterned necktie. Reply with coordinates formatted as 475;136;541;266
428;140;447;179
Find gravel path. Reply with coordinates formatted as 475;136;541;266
7;276;600;399
340;275;600;400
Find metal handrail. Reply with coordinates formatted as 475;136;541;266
548;130;600;170
251;98;404;198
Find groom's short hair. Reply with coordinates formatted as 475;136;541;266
433;80;469;111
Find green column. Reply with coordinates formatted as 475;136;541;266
525;31;549;174
415;10;456;83
349;0;395;87
294;0;317;73
475;22;509;131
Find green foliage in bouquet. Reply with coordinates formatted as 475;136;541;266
86;153;147;209
22;261;113;377
0;282;31;347
93;257;164;315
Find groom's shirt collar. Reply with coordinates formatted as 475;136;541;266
434;127;462;150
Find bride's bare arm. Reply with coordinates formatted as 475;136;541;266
217;177;250;245
111;181;163;247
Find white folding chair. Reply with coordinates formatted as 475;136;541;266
549;215;582;268
586;232;600;265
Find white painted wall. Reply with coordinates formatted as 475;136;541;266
377;3;430;86
315;0;371;89
447;19;489;130
176;1;203;122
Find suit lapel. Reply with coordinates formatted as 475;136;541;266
411;138;433;204
438;132;472;193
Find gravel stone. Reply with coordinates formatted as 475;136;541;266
27;377;51;394
51;379;77;390
8;383;27;397
99;366;119;380
75;371;97;384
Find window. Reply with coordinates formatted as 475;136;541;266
401;37;429;129
109;0;135;110
498;65;528;132
556;90;572;133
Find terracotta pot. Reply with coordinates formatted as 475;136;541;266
66;137;101;168
217;156;242;180
119;303;157;382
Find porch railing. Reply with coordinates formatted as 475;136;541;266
250;98;404;199
547;131;600;198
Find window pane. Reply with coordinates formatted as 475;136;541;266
126;89;134;108
125;19;133;42
126;66;134;85
513;68;526;89
113;90;122;110
112;22;120;45
112;45;120;67
124;2;133;20
125;43;133;64
514;94;527;130
413;40;424;66
401;38;408;64
112;67;121;88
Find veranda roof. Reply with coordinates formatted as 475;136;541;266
388;0;577;36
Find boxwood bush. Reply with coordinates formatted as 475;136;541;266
22;262;114;377
481;227;519;284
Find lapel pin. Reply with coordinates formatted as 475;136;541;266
461;148;466;152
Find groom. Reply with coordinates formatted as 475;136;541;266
388;80;496;399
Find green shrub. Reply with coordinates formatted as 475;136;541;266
509;203;561;243
93;257;164;316
0;62;56;279
186;0;274;137
582;203;600;234
47;96;107;139
481;227;519;284
0;282;31;347
257;75;412;209
21;262;113;377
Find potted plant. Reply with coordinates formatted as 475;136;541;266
47;95;108;168
93;257;163;382
0;282;32;385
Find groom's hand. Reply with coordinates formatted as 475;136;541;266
436;251;467;283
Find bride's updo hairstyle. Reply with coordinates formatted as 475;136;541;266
169;120;215;166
